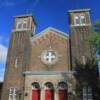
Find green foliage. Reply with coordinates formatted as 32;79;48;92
88;20;100;54
94;21;100;32
73;58;100;100
74;58;98;84
31;32;34;37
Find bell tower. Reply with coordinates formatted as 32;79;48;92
13;14;36;35
1;14;36;100
68;9;94;68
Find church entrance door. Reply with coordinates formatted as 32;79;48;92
58;89;67;100
32;89;40;100
45;89;54;100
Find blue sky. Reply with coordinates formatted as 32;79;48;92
0;0;100;81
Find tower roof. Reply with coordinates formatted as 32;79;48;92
68;9;91;13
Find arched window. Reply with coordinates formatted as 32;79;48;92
44;82;54;100
32;82;40;100
74;16;80;26
15;56;20;68
17;22;22;29
23;19;27;29
16;19;27;31
58;82;68;100
74;15;86;26
80;15;86;25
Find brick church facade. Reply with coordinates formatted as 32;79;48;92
1;9;94;100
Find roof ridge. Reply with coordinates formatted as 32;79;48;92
31;27;69;41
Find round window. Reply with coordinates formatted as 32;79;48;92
41;50;58;65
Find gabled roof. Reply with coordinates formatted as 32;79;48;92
31;27;69;41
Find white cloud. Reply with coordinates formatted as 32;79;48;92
0;65;5;81
0;44;7;64
0;36;8;81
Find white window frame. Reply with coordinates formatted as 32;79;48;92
9;87;13;100
83;86;93;100
74;16;80;26
15;57;20;68
80;15;86;26
16;19;28;31
74;15;86;26
9;87;17;100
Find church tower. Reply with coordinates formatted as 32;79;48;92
68;9;94;67
1;14;36;100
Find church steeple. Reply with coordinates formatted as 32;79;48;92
1;14;34;100
12;14;36;36
68;9;94;67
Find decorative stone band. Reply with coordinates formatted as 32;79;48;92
70;24;91;27
22;71;75;76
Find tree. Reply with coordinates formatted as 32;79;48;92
89;21;100;55
73;58;100;100
73;21;100;100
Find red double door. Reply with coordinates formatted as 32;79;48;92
45;89;67;100
32;89;67;100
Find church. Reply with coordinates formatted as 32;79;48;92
1;9;94;100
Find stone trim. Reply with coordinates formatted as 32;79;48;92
23;71;75;76
70;24;91;27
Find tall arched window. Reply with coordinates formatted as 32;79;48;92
74;16;80;26
74;15;86;26
32;82;40;100
80;16;86;25
44;82;54;100
58;82;68;100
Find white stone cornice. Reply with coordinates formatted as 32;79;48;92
23;71;75;76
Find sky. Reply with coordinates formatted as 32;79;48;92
0;0;100;81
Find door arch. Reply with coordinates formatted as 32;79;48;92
31;82;40;100
58;82;68;100
44;82;54;100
